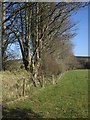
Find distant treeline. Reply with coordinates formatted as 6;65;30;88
4;56;90;71
76;56;90;69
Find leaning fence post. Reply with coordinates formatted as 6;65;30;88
42;75;45;88
22;78;25;97
52;75;55;85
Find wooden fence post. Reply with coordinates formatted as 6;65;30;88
52;75;55;85
42;75;45;88
22;78;25;96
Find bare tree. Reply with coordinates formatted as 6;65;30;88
1;2;88;86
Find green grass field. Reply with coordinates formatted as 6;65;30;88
3;70;88;119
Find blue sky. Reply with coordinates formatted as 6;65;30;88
71;6;88;56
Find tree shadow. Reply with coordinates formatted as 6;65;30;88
2;105;43;120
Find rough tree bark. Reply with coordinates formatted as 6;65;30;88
0;2;2;71
2;3;6;70
24;3;31;71
30;3;44;87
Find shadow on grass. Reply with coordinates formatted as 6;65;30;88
2;105;43;120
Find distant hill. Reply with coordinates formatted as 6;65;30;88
75;56;90;69
4;56;90;71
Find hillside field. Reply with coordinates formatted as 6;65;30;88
2;70;88;119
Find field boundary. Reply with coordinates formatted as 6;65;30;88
5;71;68;105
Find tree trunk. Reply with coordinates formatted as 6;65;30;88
33;3;42;87
2;3;6;70
0;3;2;71
24;3;31;71
30;3;45;87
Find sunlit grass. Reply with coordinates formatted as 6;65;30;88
3;70;88;118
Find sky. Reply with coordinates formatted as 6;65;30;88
71;6;88;56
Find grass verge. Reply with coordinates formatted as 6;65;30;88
3;70;88;119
